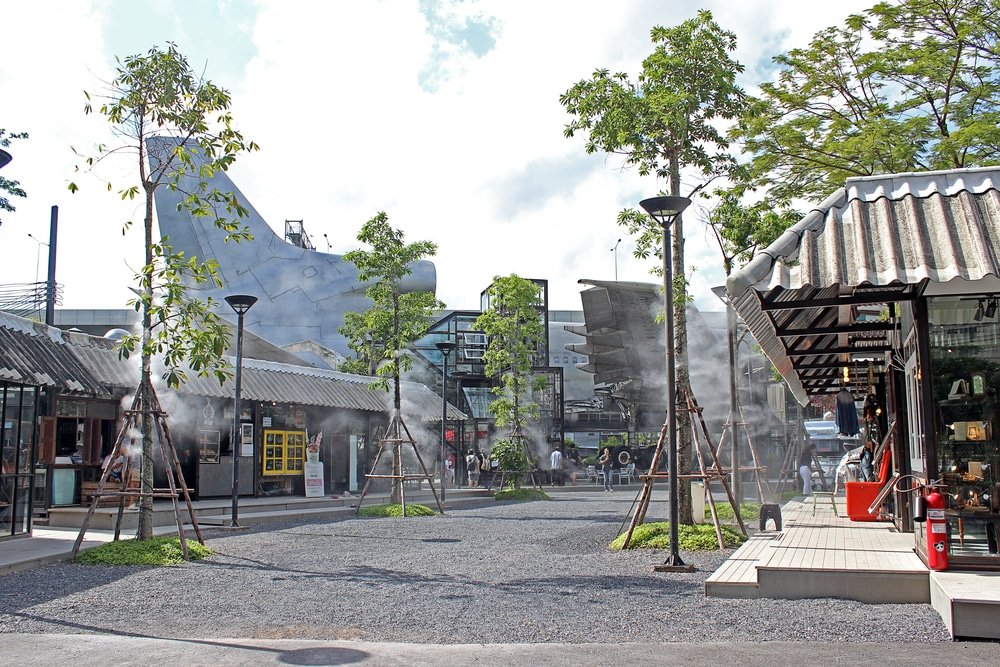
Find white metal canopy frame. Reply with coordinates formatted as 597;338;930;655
725;166;1000;406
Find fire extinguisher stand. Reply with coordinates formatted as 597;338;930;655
912;478;949;571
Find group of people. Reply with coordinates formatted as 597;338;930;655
548;445;582;486
462;445;587;489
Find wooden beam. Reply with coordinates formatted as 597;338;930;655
762;291;914;311
775;321;897;338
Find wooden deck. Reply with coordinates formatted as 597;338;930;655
706;497;928;603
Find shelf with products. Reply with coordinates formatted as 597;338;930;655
262;429;306;477
937;398;1000;515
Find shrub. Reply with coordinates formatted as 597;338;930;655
707;501;760;521
609;521;747;551
75;536;213;566
494;487;550;502
357;503;437;517
491;437;528;473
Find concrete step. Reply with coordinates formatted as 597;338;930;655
756;566;929;603
930;571;1000;640
46;489;496;530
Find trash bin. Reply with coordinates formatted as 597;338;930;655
691;481;705;523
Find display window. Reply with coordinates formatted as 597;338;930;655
262;429;306;476
928;296;1000;560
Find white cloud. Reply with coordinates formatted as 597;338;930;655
0;0;874;316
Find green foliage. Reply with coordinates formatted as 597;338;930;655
0;129;28;224
357;503;437;518
707;501;760;521
339;212;443;397
494;486;550;502
705;189;800;271
473;275;547;433
562;10;750;275
490;437;529;474
70;42;258;389
609;521;746;551
75;536;213;566
732;0;1000;206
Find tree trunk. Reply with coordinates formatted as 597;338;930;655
669;156;694;525
138;184;156;540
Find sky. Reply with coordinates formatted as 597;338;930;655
1;0;875;315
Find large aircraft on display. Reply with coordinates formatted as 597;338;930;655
149;137;436;368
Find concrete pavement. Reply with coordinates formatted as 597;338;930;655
0;635;995;666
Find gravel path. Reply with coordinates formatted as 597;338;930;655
0;491;951;643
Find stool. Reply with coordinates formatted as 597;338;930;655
759;503;782;531
812;490;838;516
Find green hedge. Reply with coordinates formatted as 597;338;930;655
610;521;747;551
357;503;437;517
76;536;213;566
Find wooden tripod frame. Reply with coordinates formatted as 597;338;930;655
71;382;204;560
353;410;445;515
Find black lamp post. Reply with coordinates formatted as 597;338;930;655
435;340;456;502
225;294;258;527
639;195;693;572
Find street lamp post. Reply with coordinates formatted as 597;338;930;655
435;340;456;502
640;195;693;572
225;294;258;528
611;238;622;280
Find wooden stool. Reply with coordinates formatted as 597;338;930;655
812;490;838;516
759;503;782;531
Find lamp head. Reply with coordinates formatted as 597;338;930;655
435;340;457;355
225;294;258;315
986;298;997;319
639;196;691;227
974;299;985;322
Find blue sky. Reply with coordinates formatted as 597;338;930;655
1;0;874;313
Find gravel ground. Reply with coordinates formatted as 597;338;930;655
0;490;952;643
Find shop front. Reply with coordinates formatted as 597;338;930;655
1;382;39;539
170;358;464;501
916;293;1000;566
727;165;1000;571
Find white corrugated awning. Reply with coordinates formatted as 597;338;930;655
726;166;1000;406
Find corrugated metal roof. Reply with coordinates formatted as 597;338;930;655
181;357;467;422
726;166;1000;405
0;310;465;421
0;311;114;395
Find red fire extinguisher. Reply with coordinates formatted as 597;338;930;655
924;487;949;571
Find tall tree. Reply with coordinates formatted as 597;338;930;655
0;129;28;226
561;10;749;523
70;43;258;539
340;212;442;501
473;275;548;488
732;0;1000;205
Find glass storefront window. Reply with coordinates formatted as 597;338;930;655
928;297;1000;559
1;384;38;538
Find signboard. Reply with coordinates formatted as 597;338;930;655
240;423;254;457
304;461;325;498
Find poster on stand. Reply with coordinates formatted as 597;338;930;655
304;461;325;498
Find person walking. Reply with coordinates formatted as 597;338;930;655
549;447;564;486
799;444;816;496
466;449;482;488
599;447;613;491
566;445;581;486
